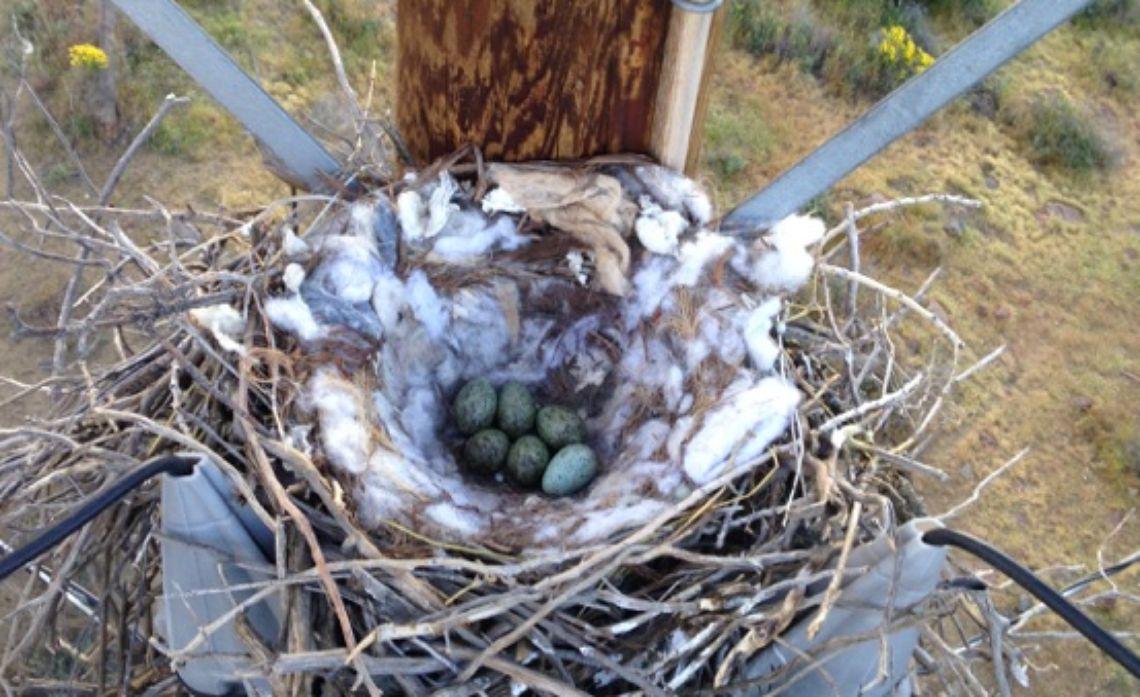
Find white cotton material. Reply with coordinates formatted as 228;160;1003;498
481;187;525;215
431;212;527;262
742;297;783;373
189;304;247;355
370;271;405;333
369;449;441;498
425;503;485;536
634;164;713;225
682;377;801;483
309;369;371;475
672;232;734;287
265;295;325;341
749;214;825;292
404;270;449;340
426;173;459;238
634;198;687;256
350;202;377;240
396;189;426;241
283;263;306;293
282;226;311;259
312;236;381;303
570;499;669;543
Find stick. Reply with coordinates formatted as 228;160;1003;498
818;263;964;348
939;448;1030;522
817;371;924;433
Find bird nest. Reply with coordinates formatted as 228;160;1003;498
1;147;1011;694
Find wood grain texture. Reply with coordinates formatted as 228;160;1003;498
649;7;713;172
396;0;671;164
682;6;725;174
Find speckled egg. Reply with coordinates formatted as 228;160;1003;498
506;435;550;487
454;378;497;435
464;429;510;473
542;444;598;496
535;406;585;449
497;381;536;438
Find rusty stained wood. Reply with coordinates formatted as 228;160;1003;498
396;0;672;164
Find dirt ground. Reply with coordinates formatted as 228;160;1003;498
0;2;1136;694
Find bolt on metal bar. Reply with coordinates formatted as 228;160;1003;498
109;0;343;192
722;0;1094;231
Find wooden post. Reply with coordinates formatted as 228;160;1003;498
650;6;725;172
395;0;721;173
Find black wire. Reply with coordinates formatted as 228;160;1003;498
923;527;1140;680
0;454;197;583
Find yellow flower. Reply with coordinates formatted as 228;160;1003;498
68;43;108;70
878;26;934;77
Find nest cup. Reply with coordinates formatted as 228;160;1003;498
274;162;818;551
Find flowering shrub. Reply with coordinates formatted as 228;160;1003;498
878;25;934;79
68;43;108;70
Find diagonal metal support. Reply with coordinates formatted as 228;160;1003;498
722;0;1093;230
109;0;342;192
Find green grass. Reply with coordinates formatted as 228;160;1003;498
1021;93;1116;172
1074;0;1140;28
701;99;780;181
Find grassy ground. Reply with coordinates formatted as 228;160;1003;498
0;0;1137;693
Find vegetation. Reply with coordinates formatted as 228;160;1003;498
1075;0;1140;27
1020;92;1116;172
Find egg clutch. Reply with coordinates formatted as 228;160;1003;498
453;378;597;496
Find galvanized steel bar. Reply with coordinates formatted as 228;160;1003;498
109;0;342;191
722;0;1093;230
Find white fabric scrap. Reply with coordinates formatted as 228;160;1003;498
282;226;311;259
265;295;325;341
742;297;783;373
283;263;306;293
750;214;825;292
481;187;525;215
682;377;800;483
635;197;687;256
189;304;247;356
309;369;371;475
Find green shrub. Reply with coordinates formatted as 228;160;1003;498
708;152;748;179
1074;0;1140;27
917;0;998;25
1023;94;1115;172
729;1;834;77
149;103;214;159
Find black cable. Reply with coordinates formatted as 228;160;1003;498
923;527;1140;680
0;454;197;583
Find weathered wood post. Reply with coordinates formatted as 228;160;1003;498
395;0;722;173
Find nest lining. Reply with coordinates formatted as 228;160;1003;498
265;164;819;550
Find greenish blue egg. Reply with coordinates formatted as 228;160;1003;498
542;444;598;496
497;381;536;438
506;435;550;487
535;406;585;449
464;429;509;473
454;378;496;435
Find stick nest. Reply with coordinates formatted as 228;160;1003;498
0;148;1010;694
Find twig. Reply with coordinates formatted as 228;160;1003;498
818;263;963;349
939;448;1030;522
98;94;189;205
817;371;924;433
